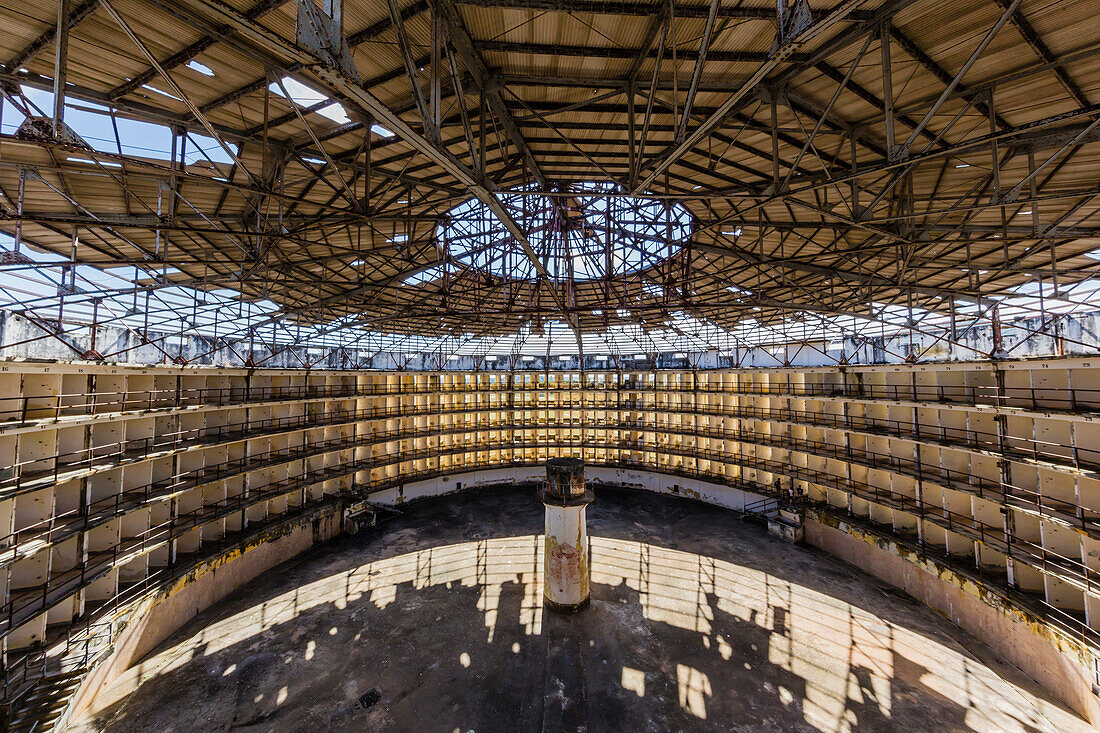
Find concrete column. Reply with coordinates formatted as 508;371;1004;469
542;457;594;613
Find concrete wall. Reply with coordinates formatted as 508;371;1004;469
374;466;546;505
368;465;766;513
586;466;764;511
61;505;342;727
54;461;1100;726
842;310;1100;363
804;514;1100;725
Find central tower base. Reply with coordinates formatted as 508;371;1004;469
541;457;594;613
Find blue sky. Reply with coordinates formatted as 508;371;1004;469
3;84;233;165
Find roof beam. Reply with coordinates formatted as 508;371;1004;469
887;25;1006;129
456;0;770;18
677;0;722;142
435;0;550;187
692;238;986;306
107;0;285;100
2;0;99;72
100;0;261;187
993;0;1090;109
475;41;801;63
632;0;869;194
454;0;877;22
155;0;579;329
384;0;435;140
196;0;430;115
898;0;1021;154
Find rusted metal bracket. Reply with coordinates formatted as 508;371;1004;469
773;0;813;51
15;116;85;146
295;0;357;80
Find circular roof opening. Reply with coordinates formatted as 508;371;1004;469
417;183;694;285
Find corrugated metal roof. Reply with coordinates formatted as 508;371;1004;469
0;0;1096;347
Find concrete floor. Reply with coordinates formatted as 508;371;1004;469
67;487;1092;733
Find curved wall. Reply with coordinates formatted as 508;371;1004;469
1;358;1099;725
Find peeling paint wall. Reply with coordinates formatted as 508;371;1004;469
62;506;342;726
804;514;1100;724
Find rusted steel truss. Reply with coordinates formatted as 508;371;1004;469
0;0;1096;365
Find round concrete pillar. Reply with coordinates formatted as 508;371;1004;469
541;457;594;613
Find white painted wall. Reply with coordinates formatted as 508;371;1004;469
370;464;766;513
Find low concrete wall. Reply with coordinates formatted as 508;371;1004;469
586;466;764;511
804;514;1100;724
60;467;1100;727
369;465;766;512
63;506;342;726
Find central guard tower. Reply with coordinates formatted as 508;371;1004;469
541;457;594;613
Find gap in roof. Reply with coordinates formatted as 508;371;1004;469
141;84;182;101
269;76;349;125
436;182;693;282
404;265;444;285
67;157;121;168
186;60;215;77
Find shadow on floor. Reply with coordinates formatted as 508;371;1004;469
71;486;1075;733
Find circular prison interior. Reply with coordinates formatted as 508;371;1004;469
3;0;1100;729
66;485;1089;733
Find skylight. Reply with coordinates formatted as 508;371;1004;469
404;265;444;286
4;86;234;165
434;182;694;282
67;157;121;168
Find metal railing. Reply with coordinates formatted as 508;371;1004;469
6;394;1096;502
4;412;1099;583
4;379;1098;427
3;451;1099;719
1;499;341;711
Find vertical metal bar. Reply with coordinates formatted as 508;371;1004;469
627;81;637;183
849;127;860;215
880;23;895;158
989;90;1009;266
431;4;442;136
678;0;720;141
13;168;26;256
770;91;780;187
89;297;99;355
478;90;486;177
52;0;71;137
949;295;957;344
